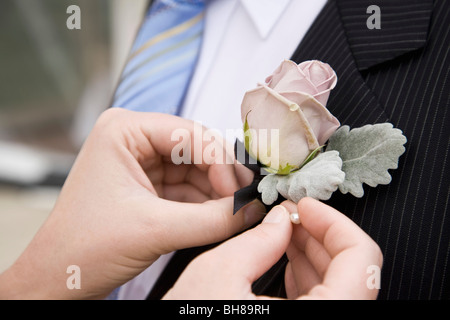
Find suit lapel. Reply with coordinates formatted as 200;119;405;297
337;0;433;71
290;0;432;129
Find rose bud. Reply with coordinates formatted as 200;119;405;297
241;60;340;174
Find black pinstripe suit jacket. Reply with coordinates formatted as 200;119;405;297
147;0;450;300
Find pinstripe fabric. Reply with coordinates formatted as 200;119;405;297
288;0;450;300
146;0;450;300
360;0;450;299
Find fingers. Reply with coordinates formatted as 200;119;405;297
289;226;331;279
164;206;292;300
98;109;242;196
297;197;378;259
156;198;266;252
147;113;242;195
207;162;240;196
284;202;326;296
161;164;212;197
234;161;254;188
285;248;322;298
163;205;289;300
294;198;383;299
163;184;210;203
139;112;235;164
203;206;292;284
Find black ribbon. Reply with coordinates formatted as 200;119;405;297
233;140;286;215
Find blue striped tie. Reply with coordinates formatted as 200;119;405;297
106;0;205;300
112;0;206;114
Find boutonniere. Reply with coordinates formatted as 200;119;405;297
233;60;407;216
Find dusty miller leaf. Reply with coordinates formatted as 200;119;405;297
326;123;407;198
257;151;345;205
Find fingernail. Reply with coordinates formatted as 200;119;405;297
243;200;266;226
290;212;301;224
263;205;287;224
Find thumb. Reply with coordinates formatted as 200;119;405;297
156;197;266;252
208;205;292;283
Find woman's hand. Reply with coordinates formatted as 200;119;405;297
0;109;262;299
164;198;383;300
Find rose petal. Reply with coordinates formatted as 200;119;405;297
268;60;318;95
315;72;337;92
298;60;338;105
312;87;332;106
308;62;329;85
280;91;340;145
241;86;320;169
242;60;340;171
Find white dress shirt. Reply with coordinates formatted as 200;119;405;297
119;0;326;300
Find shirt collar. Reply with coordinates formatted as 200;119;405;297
239;0;292;39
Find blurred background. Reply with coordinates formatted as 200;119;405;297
0;0;146;272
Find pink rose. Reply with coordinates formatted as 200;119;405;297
241;60;340;174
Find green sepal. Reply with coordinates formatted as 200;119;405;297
243;111;253;157
265;163;297;175
299;145;325;169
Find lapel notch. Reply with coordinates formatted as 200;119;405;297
291;0;390;127
337;0;433;71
